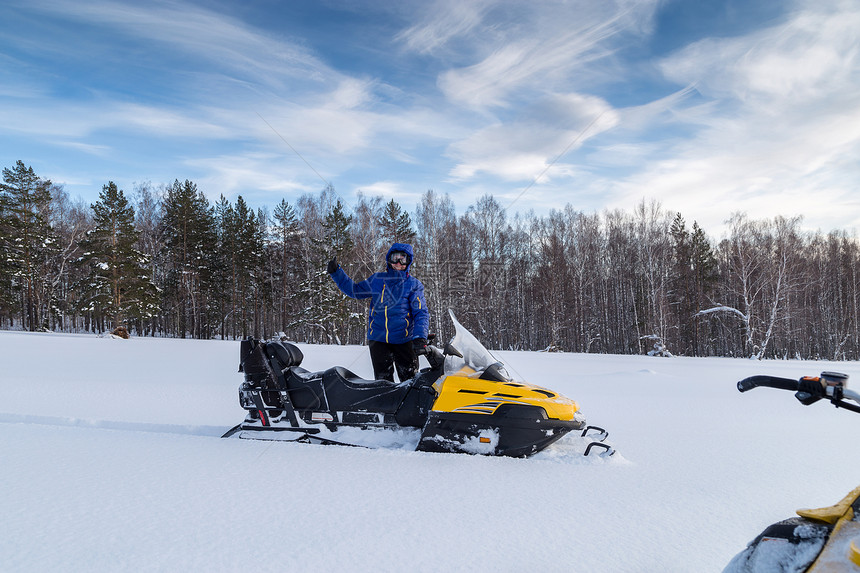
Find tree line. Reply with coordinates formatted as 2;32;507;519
2;159;859;360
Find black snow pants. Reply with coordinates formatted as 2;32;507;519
368;340;418;383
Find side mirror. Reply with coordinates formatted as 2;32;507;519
444;342;463;358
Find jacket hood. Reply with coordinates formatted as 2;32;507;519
386;242;414;272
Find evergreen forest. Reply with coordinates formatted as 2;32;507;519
3;159;859;360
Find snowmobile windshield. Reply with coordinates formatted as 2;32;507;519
444;309;512;382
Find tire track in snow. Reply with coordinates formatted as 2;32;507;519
0;412;228;438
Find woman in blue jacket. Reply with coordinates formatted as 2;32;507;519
327;243;430;382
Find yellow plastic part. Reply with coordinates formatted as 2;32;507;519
850;538;860;568
430;374;580;420
803;485;860;572
807;520;860;572
797;485;860;524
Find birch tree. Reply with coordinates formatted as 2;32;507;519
699;214;801;359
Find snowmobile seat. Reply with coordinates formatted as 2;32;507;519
328;366;394;388
320;366;410;414
283;367;327;410
266;341;304;369
278;364;410;414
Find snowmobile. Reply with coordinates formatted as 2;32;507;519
724;371;860;573
222;310;612;457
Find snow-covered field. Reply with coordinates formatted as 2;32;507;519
2;330;859;572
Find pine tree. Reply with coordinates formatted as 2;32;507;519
76;182;158;332
691;222;718;293
315;199;356;343
253;206;272;339
669;212;693;353
379;198;416;245
324;199;354;258
233;196;263;338
271;199;304;334
210;195;267;339
212;195;235;338
689;221;718;354
0;161;57;330
160;179;215;338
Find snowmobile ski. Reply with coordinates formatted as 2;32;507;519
580;426;613;456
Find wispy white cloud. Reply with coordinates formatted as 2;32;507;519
351;180;417;203
111;104;234;139
596;0;860;234
438;17;628;110
447;93;618;182
0;96;235;143
662;1;860;105
24;0;334;93
53;141;113;156
184;152;314;202
395;0;494;55
406;0;660;110
388;0;667;214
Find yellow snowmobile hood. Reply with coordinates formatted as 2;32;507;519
800;484;860;572
431;368;580;421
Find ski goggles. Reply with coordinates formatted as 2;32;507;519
388;251;409;265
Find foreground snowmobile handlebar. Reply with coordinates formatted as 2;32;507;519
737;375;800;393
737;371;860;414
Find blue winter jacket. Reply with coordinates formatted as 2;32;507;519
330;243;430;344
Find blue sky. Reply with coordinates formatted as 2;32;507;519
2;0;858;235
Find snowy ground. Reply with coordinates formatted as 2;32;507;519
1;331;859;572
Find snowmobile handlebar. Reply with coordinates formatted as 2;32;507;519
737;375;799;393
737;372;860;415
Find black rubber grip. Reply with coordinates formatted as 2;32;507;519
737;375;799;393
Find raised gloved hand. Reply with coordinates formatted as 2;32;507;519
412;337;428;356
327;257;338;274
